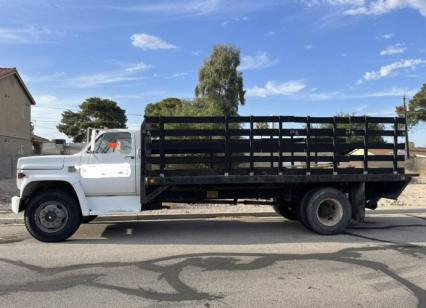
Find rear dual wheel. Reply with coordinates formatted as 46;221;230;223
273;202;298;221
297;187;351;235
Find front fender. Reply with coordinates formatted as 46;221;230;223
19;175;89;216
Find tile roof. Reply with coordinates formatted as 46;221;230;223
0;67;17;79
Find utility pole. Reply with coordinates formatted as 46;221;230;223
403;95;410;159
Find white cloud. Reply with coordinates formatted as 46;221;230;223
300;0;365;7
344;0;426;17
0;26;64;44
300;87;417;101
304;44;314;50
360;87;417;97
21;72;66;83
110;1;279;17
70;62;152;88
130;33;177;50
246;80;307;97
380;44;407;56
264;31;276;37
379;33;394;39
301;0;426;17
113;0;223;16
361;59;426;82
125;62;152;72
34;94;58;106
166;72;188;79
221;16;249;26
240;51;279;70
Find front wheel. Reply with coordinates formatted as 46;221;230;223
24;190;81;242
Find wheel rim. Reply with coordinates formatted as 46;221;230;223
316;199;343;227
34;201;69;233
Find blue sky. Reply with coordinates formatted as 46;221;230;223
1;0;426;145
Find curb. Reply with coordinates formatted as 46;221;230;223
0;212;279;225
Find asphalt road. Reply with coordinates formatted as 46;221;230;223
0;210;425;307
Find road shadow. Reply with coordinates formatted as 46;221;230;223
70;214;426;245
0;246;425;306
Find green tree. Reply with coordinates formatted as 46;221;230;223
145;97;191;117
316;113;386;144
396;84;426;128
255;122;269;129
58;97;127;142
195;45;245;116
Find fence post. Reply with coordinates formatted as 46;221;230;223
224;115;229;175
363;116;368;174
278;116;283;175
159;117;165;177
333;117;338;174
393;117;398;174
306;116;311;175
249;116;254;175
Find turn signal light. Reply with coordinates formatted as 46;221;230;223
17;172;26;179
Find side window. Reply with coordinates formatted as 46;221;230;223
94;132;132;154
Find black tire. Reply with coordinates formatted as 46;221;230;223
82;215;98;223
24;189;81;242
303;187;352;235
273;203;298;221
297;189;317;229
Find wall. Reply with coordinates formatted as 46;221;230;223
0;74;32;156
0;154;25;179
413;156;426;175
0;74;33;178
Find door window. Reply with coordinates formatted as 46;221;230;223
94;132;132;154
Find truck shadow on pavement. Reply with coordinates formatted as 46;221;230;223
74;215;426;246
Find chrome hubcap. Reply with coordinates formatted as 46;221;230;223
316;199;343;227
35;202;69;232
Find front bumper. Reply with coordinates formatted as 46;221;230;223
11;196;21;214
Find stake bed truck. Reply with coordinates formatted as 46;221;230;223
11;116;413;242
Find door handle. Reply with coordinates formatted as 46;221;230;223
125;155;135;159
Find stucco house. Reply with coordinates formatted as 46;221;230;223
0;67;36;178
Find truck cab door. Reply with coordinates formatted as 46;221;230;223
79;131;136;195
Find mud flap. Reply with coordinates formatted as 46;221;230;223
350;182;365;222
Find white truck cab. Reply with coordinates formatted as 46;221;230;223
12;129;142;242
